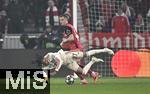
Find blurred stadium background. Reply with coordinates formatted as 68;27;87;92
0;0;150;94
0;0;149;77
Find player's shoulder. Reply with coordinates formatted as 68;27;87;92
63;24;74;35
66;23;73;27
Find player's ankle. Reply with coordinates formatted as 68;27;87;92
81;79;88;84
91;71;96;78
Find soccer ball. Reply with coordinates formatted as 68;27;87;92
65;75;75;85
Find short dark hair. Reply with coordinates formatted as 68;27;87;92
59;13;71;21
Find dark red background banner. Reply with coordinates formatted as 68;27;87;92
81;32;150;49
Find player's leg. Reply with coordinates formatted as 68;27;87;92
83;48;113;82
79;63;100;83
66;56;95;75
82;57;103;75
67;56;102;75
85;48;114;57
90;71;100;83
72;57;103;84
77;57;101;83
73;58;88;84
74;72;88;84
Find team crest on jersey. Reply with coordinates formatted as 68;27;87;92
65;26;72;36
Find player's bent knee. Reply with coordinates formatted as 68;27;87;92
76;67;83;74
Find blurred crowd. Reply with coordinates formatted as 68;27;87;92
0;0;150;49
0;0;150;34
87;0;150;32
0;0;70;34
0;0;71;49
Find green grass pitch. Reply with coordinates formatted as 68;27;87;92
50;77;150;94
0;78;149;94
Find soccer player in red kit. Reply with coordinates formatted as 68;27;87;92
59;13;100;84
112;8;131;33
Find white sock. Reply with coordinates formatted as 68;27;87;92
86;49;105;56
82;60;94;75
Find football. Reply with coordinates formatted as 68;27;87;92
65;75;75;85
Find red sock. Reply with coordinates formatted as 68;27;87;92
75;72;85;80
79;64;93;76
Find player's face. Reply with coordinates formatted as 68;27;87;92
46;27;51;32
48;0;54;7
118;9;123;15
59;17;68;26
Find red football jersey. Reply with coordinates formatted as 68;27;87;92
61;23;83;50
112;15;131;33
